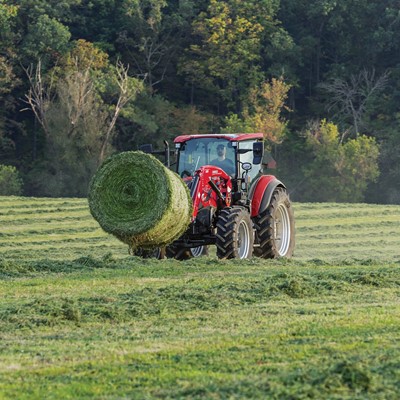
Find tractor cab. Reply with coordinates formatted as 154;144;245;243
173;134;264;187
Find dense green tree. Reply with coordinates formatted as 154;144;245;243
0;1;17;46
8;0;80;65
0;1;18;163
0;1;17;97
181;0;285;113
21;14;71;65
300;120;379;202
0;164;23;195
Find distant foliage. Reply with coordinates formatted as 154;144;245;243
0;165;23;195
21;14;71;66
23;40;142;197
182;0;281;110
302;120;380;202
223;77;291;145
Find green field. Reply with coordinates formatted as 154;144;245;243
0;196;400;399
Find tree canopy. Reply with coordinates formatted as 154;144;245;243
0;0;399;202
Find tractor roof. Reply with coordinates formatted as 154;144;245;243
174;133;263;143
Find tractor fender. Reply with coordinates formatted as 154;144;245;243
249;175;285;218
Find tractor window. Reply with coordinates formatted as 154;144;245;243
177;140;206;177
177;138;236;177
238;141;261;182
209;142;235;175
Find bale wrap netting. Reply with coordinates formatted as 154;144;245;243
88;151;192;250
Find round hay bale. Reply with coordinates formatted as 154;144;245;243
88;151;192;249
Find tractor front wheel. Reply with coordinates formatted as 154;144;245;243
189;246;209;257
216;207;254;259
166;245;208;260
131;247;166;259
253;187;295;258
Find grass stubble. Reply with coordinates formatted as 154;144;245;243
0;197;399;399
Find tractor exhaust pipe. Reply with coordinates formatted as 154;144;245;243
163;140;170;168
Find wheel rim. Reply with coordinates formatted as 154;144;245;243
238;220;250;259
153;248;162;258
275;204;291;256
190;246;203;257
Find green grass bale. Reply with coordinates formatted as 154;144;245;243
88;151;192;250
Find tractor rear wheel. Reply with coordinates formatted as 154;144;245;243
216;207;254;259
253;187;295;258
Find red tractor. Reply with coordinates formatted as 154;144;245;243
140;133;295;260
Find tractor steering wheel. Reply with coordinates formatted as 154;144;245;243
180;170;192;178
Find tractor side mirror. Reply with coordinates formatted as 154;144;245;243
242;162;252;171
252;142;263;165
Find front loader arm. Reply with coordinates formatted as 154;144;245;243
187;165;232;220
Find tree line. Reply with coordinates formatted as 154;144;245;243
0;0;399;203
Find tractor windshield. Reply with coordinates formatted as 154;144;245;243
176;138;236;177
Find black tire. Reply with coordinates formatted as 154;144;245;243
216;207;254;259
131;247;166;259
253;187;295;258
166;245;209;260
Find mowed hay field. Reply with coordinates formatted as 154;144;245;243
0;196;400;399
1;196;400;262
